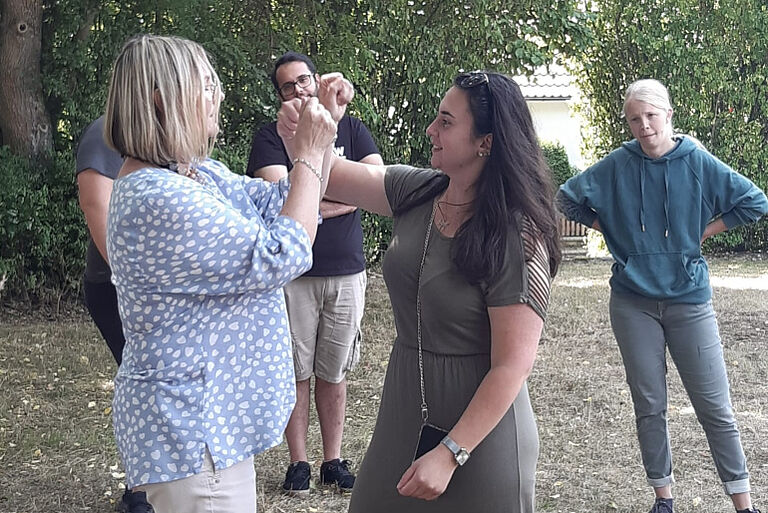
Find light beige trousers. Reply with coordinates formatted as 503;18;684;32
139;447;256;513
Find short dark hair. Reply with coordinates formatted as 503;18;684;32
270;51;317;91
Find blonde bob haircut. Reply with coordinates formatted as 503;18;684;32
622;78;673;115
104;34;221;167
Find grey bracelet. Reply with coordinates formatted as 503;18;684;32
292;157;323;183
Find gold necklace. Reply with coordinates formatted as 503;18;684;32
436;201;451;231
437;198;473;208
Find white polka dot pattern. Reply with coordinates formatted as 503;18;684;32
106;159;312;488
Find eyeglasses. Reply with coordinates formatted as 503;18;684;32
455;71;489;89
204;83;219;101
278;74;314;98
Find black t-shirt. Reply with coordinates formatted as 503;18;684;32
246;115;380;276
75;116;124;283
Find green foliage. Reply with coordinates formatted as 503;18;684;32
574;0;768;251
3;0;595;301
361;211;393;266
0;147;87;302
39;0;594;167
585;228;610;258
541;141;577;186
316;0;594;166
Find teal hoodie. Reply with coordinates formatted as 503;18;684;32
559;136;768;302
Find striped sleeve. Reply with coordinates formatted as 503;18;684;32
520;216;552;320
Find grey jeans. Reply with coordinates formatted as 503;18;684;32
609;290;751;495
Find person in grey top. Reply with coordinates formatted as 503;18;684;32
76;115;154;513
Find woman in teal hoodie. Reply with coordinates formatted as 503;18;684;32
558;79;767;513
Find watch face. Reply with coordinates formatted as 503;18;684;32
456;449;470;466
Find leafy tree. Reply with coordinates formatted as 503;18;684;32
0;0;53;160
0;0;594;300
573;0;768;251
288;0;594;166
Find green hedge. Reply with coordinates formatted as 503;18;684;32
541;141;578;186
0;147;87;303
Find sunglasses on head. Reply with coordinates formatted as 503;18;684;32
455;71;489;89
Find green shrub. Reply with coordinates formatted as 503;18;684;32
211;144;250;176
0;0;594;302
362;211;393;266
0;147;87;304
541;141;577;186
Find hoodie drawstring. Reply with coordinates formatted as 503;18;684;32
639;159;646;232
638;158;670;238
663;161;670;238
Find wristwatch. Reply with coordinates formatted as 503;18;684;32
441;435;470;466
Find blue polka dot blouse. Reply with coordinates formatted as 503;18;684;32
106;158;312;488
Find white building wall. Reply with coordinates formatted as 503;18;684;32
526;100;585;170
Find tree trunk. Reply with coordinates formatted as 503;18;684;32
0;0;53;160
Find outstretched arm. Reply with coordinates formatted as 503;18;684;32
324;156;391;216
320;152;385;218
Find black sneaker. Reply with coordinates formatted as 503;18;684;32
115;489;153;513
319;458;355;493
650;498;674;513
736;509;761;513
282;461;311;497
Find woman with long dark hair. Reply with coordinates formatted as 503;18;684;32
279;71;560;512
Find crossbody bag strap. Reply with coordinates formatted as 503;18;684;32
416;200;437;424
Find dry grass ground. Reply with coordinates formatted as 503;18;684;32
0;255;766;513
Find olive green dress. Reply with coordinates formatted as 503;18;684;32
349;166;551;513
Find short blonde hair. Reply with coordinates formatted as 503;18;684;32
104;34;221;167
623;79;672;115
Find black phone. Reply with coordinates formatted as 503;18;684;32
413;422;449;461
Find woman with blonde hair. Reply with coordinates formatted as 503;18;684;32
104;34;337;513
558;78;766;513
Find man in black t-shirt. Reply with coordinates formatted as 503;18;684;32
247;52;382;496
76;117;154;513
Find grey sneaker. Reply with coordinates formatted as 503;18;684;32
650;498;674;513
282;461;311;497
